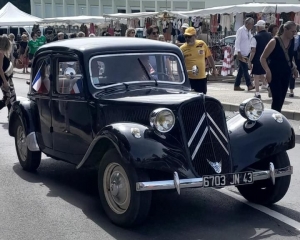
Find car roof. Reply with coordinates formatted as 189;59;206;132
37;37;181;54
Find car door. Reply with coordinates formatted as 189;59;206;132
51;55;93;164
30;56;53;150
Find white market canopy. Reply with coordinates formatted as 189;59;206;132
179;3;300;17
38;15;111;25
103;10;189;19
0;2;42;26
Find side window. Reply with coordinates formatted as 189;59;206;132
56;60;83;95
32;58;51;94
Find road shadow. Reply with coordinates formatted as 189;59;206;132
262;99;293;106
285;96;300;100
270;205;300;223
12;159;300;240
295;135;300;144
0;122;8;130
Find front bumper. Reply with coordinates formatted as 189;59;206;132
136;162;293;195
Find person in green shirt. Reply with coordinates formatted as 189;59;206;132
25;32;39;63
36;29;47;46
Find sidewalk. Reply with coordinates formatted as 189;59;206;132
12;68;300;120
207;81;300;120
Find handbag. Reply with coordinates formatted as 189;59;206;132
15;59;24;69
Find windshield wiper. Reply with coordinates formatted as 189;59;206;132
137;58;158;87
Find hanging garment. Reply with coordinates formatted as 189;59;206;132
90;23;95;34
221;46;235;76
210;14;218;33
295;12;300;25
177;19;182;30
107;27;114;36
162;20;167;29
234;13;244;31
193;17;202;29
221;15;231;32
115;20;121;30
134;19;139;28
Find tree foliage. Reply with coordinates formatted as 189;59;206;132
0;0;31;14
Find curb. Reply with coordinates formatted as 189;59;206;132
222;102;300;121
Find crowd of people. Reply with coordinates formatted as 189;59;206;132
234;18;299;112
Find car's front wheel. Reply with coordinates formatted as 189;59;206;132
14;118;41;171
237;151;291;205
98;149;152;227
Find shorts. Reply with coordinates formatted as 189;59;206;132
252;62;266;75
189;78;207;94
28;53;34;60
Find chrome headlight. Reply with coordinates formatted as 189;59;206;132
150;108;175;133
239;98;264;121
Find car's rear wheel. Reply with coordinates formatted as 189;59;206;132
98;149;152;227
14;118;41;171
237;151;291;205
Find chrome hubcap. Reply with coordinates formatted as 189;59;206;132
103;163;131;214
16;125;27;161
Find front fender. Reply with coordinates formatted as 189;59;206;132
77;123;193;178
9;99;38;136
227;109;295;172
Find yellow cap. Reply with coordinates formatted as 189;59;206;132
184;27;196;36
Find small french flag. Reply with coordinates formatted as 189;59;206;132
149;63;155;74
70;79;83;94
32;68;42;91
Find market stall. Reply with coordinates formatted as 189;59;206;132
104;10;189;41
37;15;128;38
177;3;300;77
0;2;42;26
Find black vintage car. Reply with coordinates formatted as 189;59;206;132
9;38;294;227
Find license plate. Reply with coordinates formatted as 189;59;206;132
203;172;253;188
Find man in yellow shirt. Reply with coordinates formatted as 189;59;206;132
180;27;217;94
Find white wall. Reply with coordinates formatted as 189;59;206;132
90;6;99;16
56;4;63;17
66;4;75;16
45;3;52;17
78;4;86;15
35;4;42;18
103;6;112;14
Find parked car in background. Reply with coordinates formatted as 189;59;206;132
8;37;295;227
220;35;236;46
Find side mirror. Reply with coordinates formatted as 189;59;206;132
187;65;199;76
64;67;76;79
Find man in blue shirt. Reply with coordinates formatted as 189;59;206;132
176;23;189;47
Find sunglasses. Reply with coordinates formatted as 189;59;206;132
37;32;41;34
184;35;192;39
152;31;158;35
131;31;135;34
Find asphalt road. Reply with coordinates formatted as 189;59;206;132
0;77;299;239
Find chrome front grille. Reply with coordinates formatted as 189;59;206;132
180;98;232;176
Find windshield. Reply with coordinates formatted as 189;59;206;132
89;53;185;89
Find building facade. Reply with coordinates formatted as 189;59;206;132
30;0;300;18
